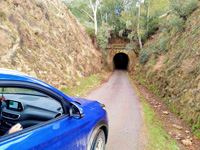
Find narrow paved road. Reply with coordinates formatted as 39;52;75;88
86;71;144;150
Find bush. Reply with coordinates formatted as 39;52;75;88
102;50;108;56
139;48;151;64
148;17;159;36
85;27;95;38
128;31;137;41
83;21;95;38
152;45;160;55
141;31;148;42
169;0;198;20
159;18;171;33
0;10;6;22
125;42;136;51
170;16;185;32
97;24;111;50
119;30;124;37
126;20;133;30
160;36;168;52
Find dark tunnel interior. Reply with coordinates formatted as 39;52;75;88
113;53;129;70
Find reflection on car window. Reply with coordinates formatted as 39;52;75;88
0;88;45;96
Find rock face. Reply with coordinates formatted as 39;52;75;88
133;8;200;125
0;0;102;88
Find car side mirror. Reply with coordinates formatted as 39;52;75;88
69;103;85;119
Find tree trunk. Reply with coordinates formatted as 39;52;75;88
94;12;98;36
147;1;150;37
137;2;143;50
89;0;102;50
106;12;108;23
93;11;98;50
93;35;98;49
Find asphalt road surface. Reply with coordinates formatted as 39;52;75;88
86;71;144;150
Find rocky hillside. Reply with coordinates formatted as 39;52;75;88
0;0;102;89
133;8;200;130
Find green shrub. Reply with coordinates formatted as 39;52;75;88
102;50;108;56
170;16;185;32
128;31;137;41
0;10;6;21
97;24;111;50
126;20;133;30
141;32;148;42
139;48;151;64
152;45;160;55
192;117;200;138
148;17;159;35
125;42;136;51
119;30;124;37
160;36;168;52
159;18;171;34
85;26;95;38
169;0;198;20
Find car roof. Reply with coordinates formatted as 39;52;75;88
0;68;46;85
0;68;28;76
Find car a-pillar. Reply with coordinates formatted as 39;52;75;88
113;52;129;70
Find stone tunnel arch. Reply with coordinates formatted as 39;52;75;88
105;49;137;71
113;53;129;70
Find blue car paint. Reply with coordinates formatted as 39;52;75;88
69;96;101;109
0;69;108;149
0;117;87;149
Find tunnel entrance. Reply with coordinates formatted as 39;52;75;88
113;53;129;70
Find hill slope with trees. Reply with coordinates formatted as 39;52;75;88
133;1;200;137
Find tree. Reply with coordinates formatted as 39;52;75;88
64;0;170;50
97;23;111;50
87;0;103;48
137;0;143;50
64;0;103;49
87;0;103;36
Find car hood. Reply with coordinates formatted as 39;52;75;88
69;96;100;109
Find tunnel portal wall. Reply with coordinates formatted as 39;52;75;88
105;50;138;71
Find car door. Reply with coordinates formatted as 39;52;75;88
0;116;88;150
0;86;88;150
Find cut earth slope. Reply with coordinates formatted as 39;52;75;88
133;7;200;136
0;0;102;89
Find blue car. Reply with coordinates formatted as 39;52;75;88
0;68;108;150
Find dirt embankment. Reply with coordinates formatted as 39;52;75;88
0;0;102;89
129;73;200;150
133;8;200;133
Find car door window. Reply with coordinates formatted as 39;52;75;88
0;87;63;136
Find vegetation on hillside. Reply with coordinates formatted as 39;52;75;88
62;72;111;97
138;0;199;63
134;0;200;138
64;0;169;50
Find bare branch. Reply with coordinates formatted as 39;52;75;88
81;9;94;21
89;0;95;12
